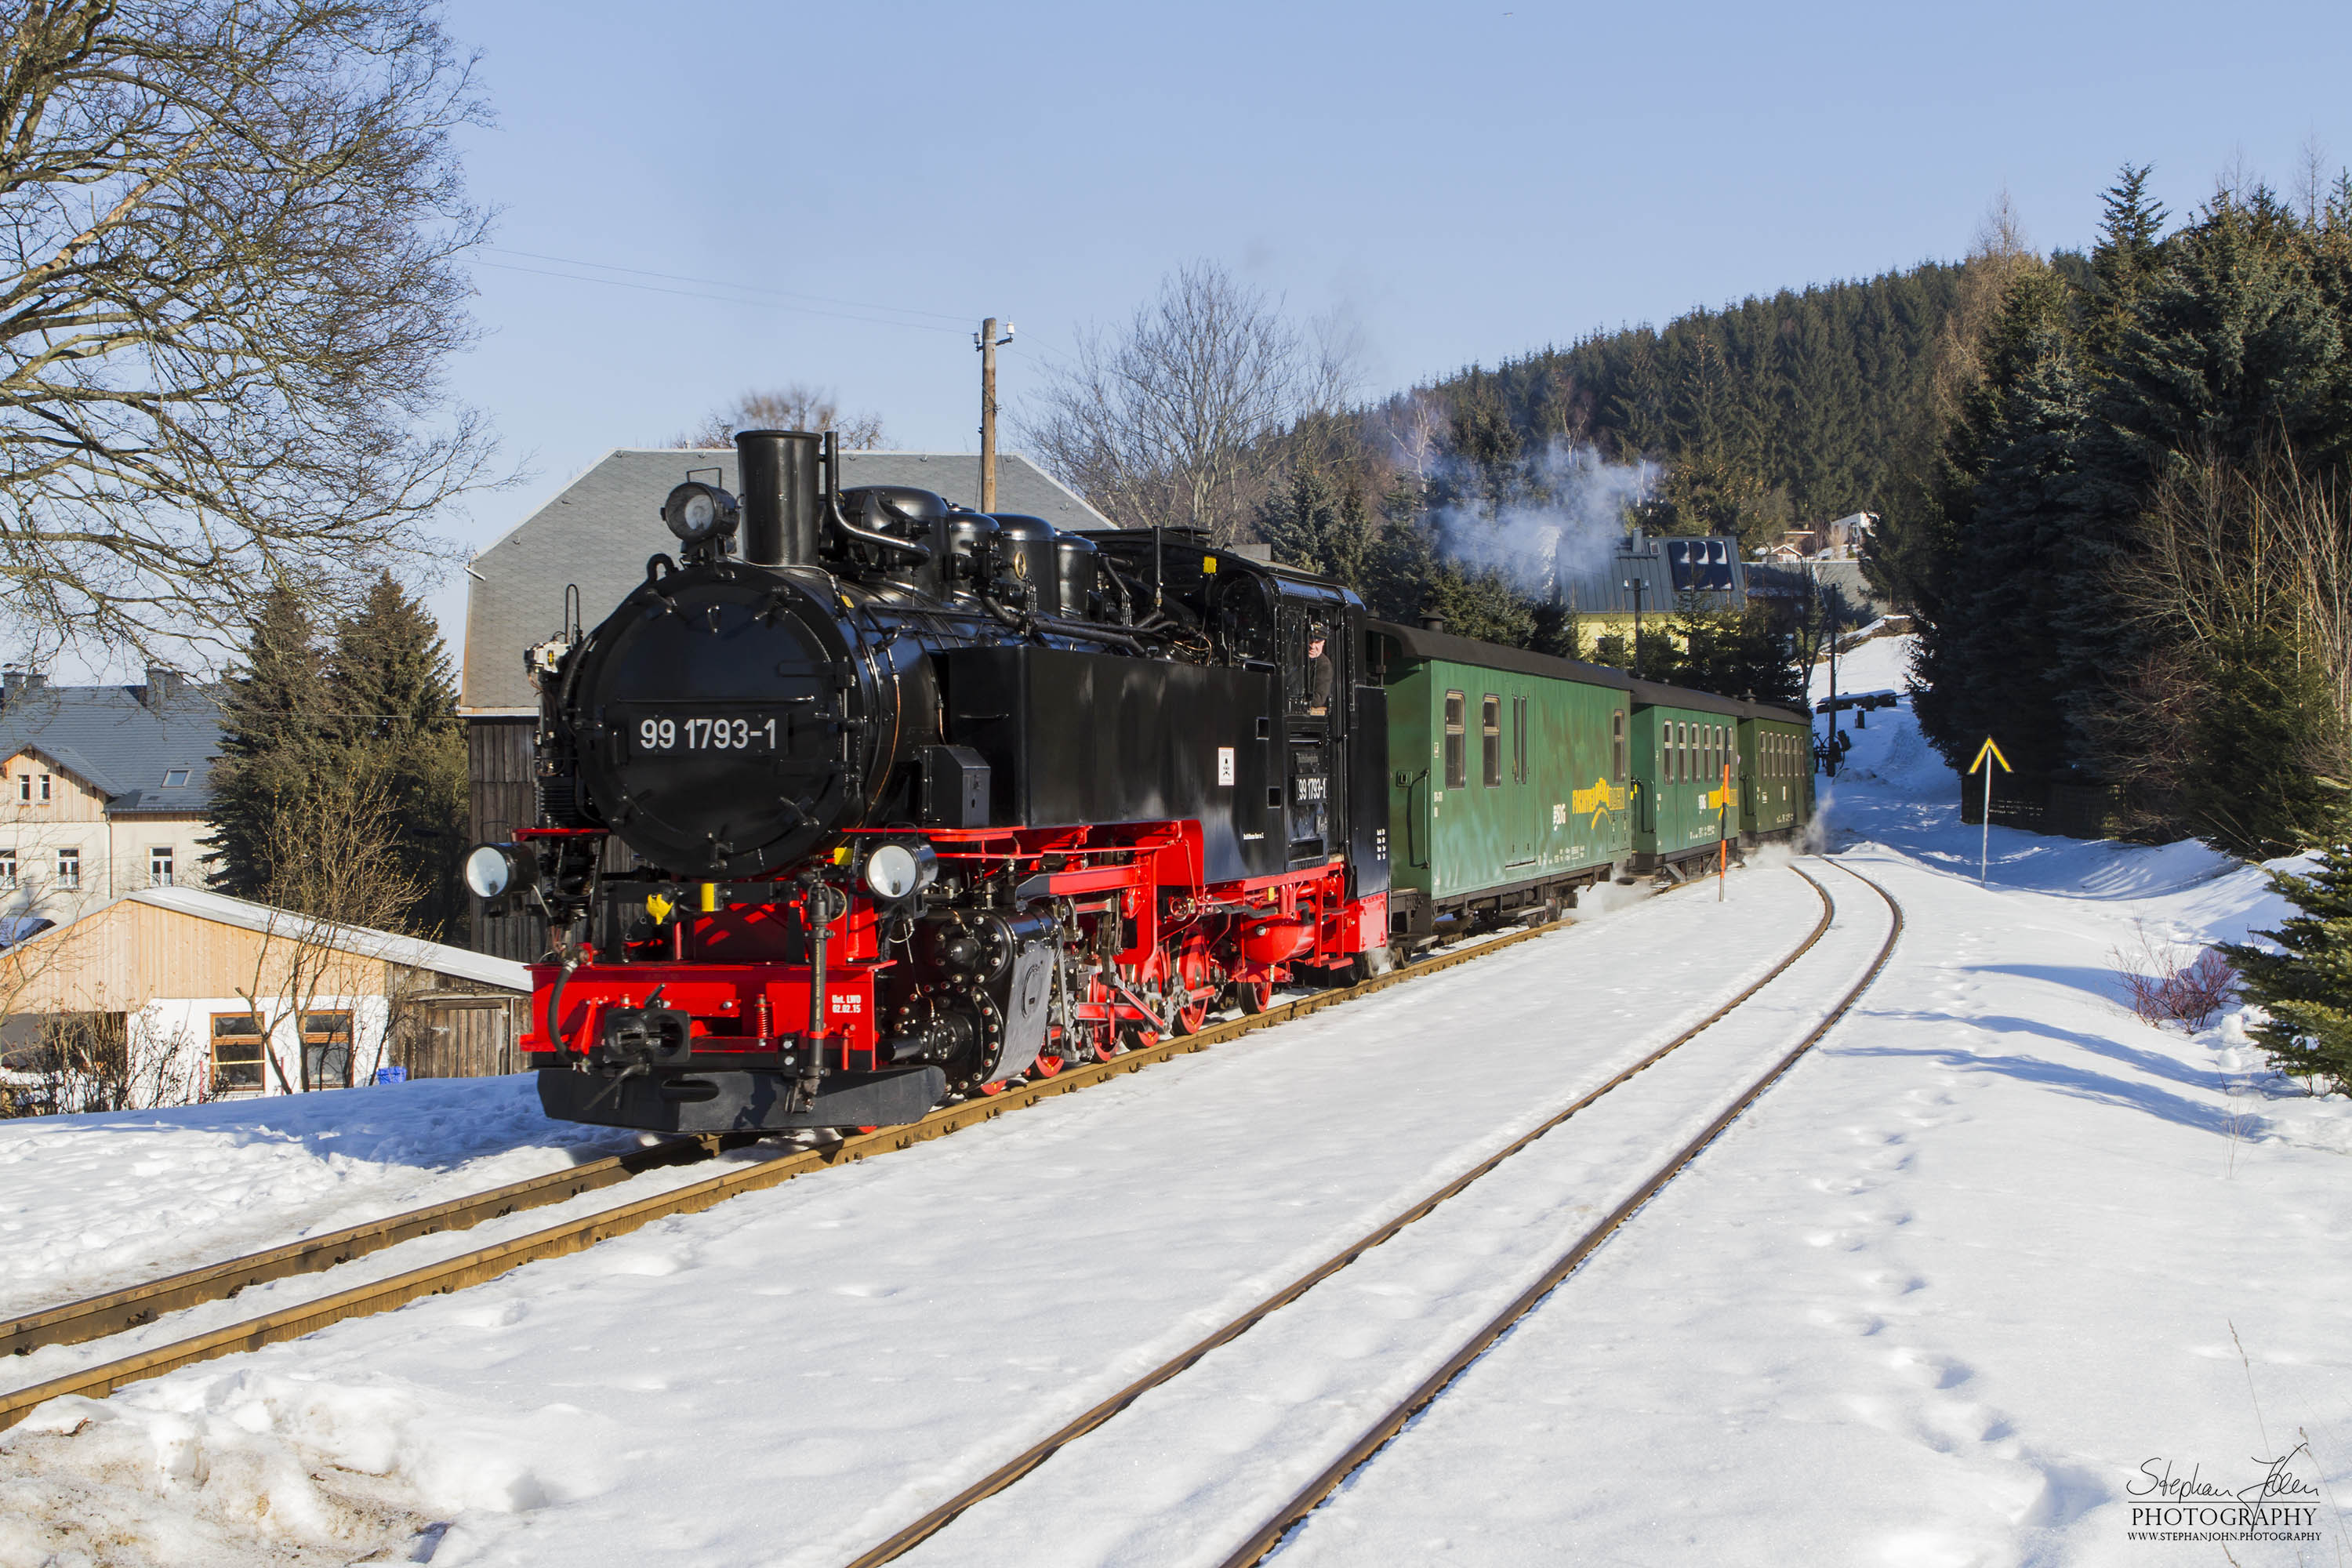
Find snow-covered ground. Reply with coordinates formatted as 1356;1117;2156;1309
4;636;2348;1568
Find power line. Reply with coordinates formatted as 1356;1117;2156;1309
470;259;967;335
476;248;971;331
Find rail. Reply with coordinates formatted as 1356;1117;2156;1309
1218;862;1903;1566
0;891;1684;1433
840;863;1849;1566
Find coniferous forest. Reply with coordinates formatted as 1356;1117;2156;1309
1235;166;2352;862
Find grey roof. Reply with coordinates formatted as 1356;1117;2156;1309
461;448;1114;713
0;678;223;813
1562;533;1748;616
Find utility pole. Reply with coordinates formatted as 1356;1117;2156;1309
975;317;1014;512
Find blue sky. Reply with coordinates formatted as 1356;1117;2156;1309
419;0;2352;657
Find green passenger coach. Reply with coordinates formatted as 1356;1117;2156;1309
1738;706;1813;840
1626;680;1750;874
1370;620;1633;938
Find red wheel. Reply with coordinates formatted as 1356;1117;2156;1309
1032;1054;1063;1078
1171;937;1217;1036
978;1080;1006;1096
1236;978;1275;1014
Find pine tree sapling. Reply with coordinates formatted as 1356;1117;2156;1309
2220;842;2352;1093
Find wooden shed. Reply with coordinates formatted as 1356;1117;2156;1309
0;886;529;1104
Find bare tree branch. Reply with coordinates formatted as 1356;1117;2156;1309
1017;261;1348;543
0;0;503;666
669;384;885;452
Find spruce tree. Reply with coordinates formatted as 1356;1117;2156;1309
2220;841;2352;1092
2183;630;2347;858
205;586;334;897
327;572;467;937
1909;268;2085;780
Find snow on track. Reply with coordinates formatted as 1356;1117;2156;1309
888;866;1898;1568
0;1077;651;1321
2;869;1824;1567
1253;661;2352;1567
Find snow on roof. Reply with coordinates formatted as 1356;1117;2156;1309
124;885;529;992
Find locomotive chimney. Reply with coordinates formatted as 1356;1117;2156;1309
735;429;822;567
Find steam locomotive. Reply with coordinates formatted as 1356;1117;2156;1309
469;430;1392;1134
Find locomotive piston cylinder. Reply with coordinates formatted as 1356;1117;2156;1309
735;428;822;567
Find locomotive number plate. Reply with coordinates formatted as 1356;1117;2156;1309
634;714;783;753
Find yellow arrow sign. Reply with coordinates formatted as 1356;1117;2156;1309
1969;737;2012;775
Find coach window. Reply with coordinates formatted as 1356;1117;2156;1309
1675;722;1686;782
1443;691;1467;789
1512;696;1529;783
1481;695;1502;786
211;1014;266;1094
1611;710;1628;780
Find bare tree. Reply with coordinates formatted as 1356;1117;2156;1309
1926;191;2045;429
0;0;500;666
2111;445;2352;789
1019;261;1353;543
228;767;423;1093
672;384;886;451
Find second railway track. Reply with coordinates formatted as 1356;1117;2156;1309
842;858;1902;1568
0;871;1737;1435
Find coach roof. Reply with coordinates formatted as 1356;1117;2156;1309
462;448;1114;714
1367;619;1634;691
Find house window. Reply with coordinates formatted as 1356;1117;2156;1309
212;1013;267;1093
55;847;78;889
0;849;14;889
14;775;24;803
1443;691;1467;790
38;774;49;804
149;847;173;887
1482;695;1502;787
303;1011;354;1091
162;768;190;787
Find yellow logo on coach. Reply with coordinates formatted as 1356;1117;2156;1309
1570;776;1625;827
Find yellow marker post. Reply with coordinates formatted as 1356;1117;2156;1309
1718;760;1732;902
1969;737;2012;887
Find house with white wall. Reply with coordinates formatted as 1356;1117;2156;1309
0;667;223;934
1;884;528;1109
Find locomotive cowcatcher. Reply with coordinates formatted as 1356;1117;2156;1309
467;429;1392;1134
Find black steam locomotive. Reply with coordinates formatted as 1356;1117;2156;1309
470;430;1392;1134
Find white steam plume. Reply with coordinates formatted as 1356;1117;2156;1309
1425;439;1660;598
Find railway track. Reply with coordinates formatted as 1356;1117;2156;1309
0;877;1718;1436
840;858;1900;1568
